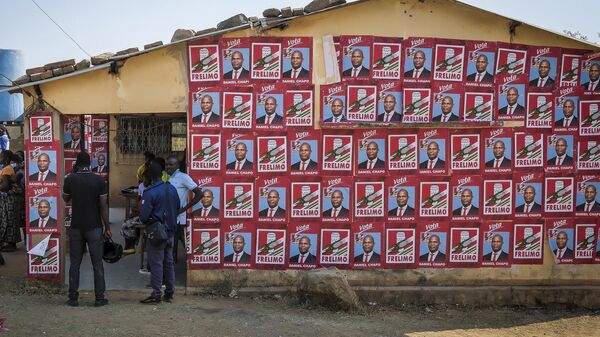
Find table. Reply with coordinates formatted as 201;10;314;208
120;192;139;219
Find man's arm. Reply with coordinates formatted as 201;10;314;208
62;176;71;203
180;176;201;214
139;192;153;224
98;194;111;239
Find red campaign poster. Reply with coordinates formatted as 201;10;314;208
284;85;314;128
319;225;351;268
512;221;544;265
27;187;60;234
83;115;92;148
287;223;319;269
64;157;76;178
387;130;418;172
575;175;600;217
189;175;221;223
553;86;581;132
222;180;255;221
189;132;221;173
250;37;282;81
351;222;384;269
321;132;353;174
579;98;600;136
29;112;53;143
546;218;574;264
220;37;250;84
559;49;586;87
354;179;385;220
320;82;349;125
289;130;320;177
449;130;481;173
26;142;60;187
480;221;512;268
384;224;417;268
333;36;342;76
355;128;386;176
189;227;221;269
255;227;287;269
223;131;255;176
417;220;449;268
417;128;448;174
544;175;575;216
346;83;378;123
465;40;496;88
545;131;577;173
403;37;435;84
386;176;419;223
482;127;513;174
281;36;312;84
186;218;192;255
376;80;403;123
513;171;544;219
450;175;482;221
419;178;450;219
448;223;480;268
27;234;60;277
482;177;513;219
371;37;402;81
527;46;561;90
513;129;544;170
402;86;431;123
189;87;221;130
255;83;286;131
221;86;254;130
496;78;527;121
580;52;600;94
526;91;554;129
433;39;466;82
90;143;108;180
290;179;321;222
222;222;254;269
574;220;596;264
495;43;528;79
340;35;373;81
431;82;462;123
321;176;352;224
63;115;84;154
463;89;494;122
188;40;221;85
256;176;289;224
256;133;288;174
91;116;108;143
577;137;600;171
64;205;72;227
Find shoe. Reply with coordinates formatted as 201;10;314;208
123;248;136;255
140;296;161;304
94;298;109;307
163;293;173;303
66;298;79;307
139;268;151;275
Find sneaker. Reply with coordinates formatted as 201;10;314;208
139;268;151;275
163;293;173;303
66;298;79;307
140;296;161;304
94;298;109;307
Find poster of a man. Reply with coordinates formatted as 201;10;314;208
223;50;249;79
282;50;309;79
555;98;578;127
377;94;402;122
342;49;370;77
28;152;57;182
515;185;542;213
452;188;479;216
432;96;459;122
485;140;511;168
192;189;220;217
358;141;385;169
29;199;58;229
258;190;286;218
354;235;381;263
226;142;253;171
323;98;347;123
289;236;316;263
482;234;508;262
529;59;555;87
256;96;283;125
291;142;318;171
388;189;415;216
192;94;220;123
498;87;525;115
576;185;600;212
322;190;350;217
466;54;494;82
64;125;84;150
419;234;446;262
419;141;445;169
224;234;251;262
552;231;573;259
404;50;431;79
92;153;108;173
547;138;573;166
582;63;600;92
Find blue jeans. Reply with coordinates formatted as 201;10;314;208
147;236;175;298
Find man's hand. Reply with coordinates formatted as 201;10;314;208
104;228;112;240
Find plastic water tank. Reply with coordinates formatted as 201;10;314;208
0;49;24;122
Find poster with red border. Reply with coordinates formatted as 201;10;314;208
386;175;418;223
495;43;528;80
250;37;282;81
431;81;462;123
387;130;418;172
189;87;222;130
574;220;596;264
64;157;76;179
189;132;221;173
376;80;403;123
553;86;581;132
255;227;287;269
355;128;386;176
403;37;434;84
384;224;417;268
546;218;574;264
580;51;600;94
321;132;353;174
284;85;314;127
465;40;496;88
513;171;544;219
513;130;544;170
189;227;221;269
433;39;466;82
512;221;544;265
321;176;352;224
255;83;286;131
402;86;431;123
222;180;255;221
480;221;512;268
526;91;554;129
346;83;378;123
575;175;600;217
559;49;586;87
27;187;60;234
352;222;383;269
63;115;84;154
544;175;575;216
482;177;513;219
527;46;561;90
256;176;288;224
340;35;373;81
577;137;600;171
189;175;221;223
579;99;600;136
90;143;108;178
91;116;108;143
281;36;312;84
188;40;221;85
354;179;385;220
418;128;448;174
482;127;513;174
320;82;349;125
496;79;527;121
220;37;250;85
222;222;254;269
221;86;253;130
418;178;450;219
449;130;480;173
289;130;320;177
320;225;351;268
417;220;449;268
290;179;321;222
27;234;60;277
186;219;192;255
371;37;402;81
448;223;480;268
450;175;481;221
26;143;60;188
333;36;342;78
29;112;53;143
256;133;288;174
287;223;319;269
64;205;72;228
545;131;576;173
223;131;255;176
463;89;494;122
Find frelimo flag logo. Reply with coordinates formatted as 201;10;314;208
222;92;253;129
450;134;480;170
419;182;449;217
354;182;384;217
257;136;287;173
496;48;527;75
191;228;220;264
251;42;282;79
386;228;415;264
483;180;512;216
256;229;286;265
190;134;221;170
322;135;353;171
434;44;465;82
189;44;221;82
463;92;493;121
388;134;418;170
544;177;574;213
372;42;401;79
291;182;321;218
223;182;254;218
320;229;350;264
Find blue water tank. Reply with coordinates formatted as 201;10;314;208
0;49;24;122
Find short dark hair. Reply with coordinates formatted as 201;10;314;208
143;151;155;161
147;161;163;180
154;157;166;171
76;151;91;167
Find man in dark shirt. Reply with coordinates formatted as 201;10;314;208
62;151;110;307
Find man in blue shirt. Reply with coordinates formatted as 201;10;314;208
139;160;179;304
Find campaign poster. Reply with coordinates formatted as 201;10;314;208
386;176;418;223
482;127;513;174
417;220;449;268
371;37;402;80
354;179;385;220
190;175;221;223
553;86;581;132
321;132;353;174
91;143;108;177
186;219;192;255
559;50;584;87
188;41;221;84
256;134;287;174
250;37;282;81
352;222;383;269
495;44;528;78
384;224;417;268
290;180;321;221
256;176;288;224
320;226;351;268
480;221;512;268
189;133;221;172
449;131;480;172
546;218;574;264
64;157;76;178
417;128;448;174
376;80;403;123
513;171;544;219
403;37;434;84
496;81;526;121
255;83;285;131
577;137;600;171
579;99;600;136
544;175;575;215
340;35;373;81
222;222;254;269
431;82;462;123
64;205;72;228
284;85;314;127
402;87;431;123
465;40;496;88
333;36;342;77
223;132;254;176
189;227;221;268
321;176;352;224
221;87;253;130
189;87;221;129
255;227;287;269
220;37;250;84
289;130;320;176
346;84;378;123
450;175;481;221
513;130;544;170
281;36;312;84
223;181;254;220
482;178;513;219
288;223;319;269
575;175;600;217
355;128;386;176
29;112;53;143
27;190;60;234
545;132;576;172
512;221;544;264
448;224;480;268
320;82;349;125
574;220;596;263
433;39;466;82
527;46;560;90
91;116;108;143
526;92;554;129
419;178;450;218
580;52;600;93
28;235;60;276
63;115;84;153
463;89;494;122
387;131;418;172
26;144;59;187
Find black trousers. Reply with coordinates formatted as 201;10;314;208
68;227;106;300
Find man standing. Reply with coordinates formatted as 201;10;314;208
283;50;309;79
62;152;110;307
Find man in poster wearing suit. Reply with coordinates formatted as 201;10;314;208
485;140;512;168
388;189;415;216
29;199;58;229
92;154;108;173
191;95;220;123
192;189;219;217
452;188;479;216
547;138;573;166
404;50;431;79
29;153;57;182
358;141;385;169
482;234;508;262
432;96;459;122
323;98;347;123
498;87;525;115
377;94;402;122
224;235;251;262
256;96;283;125
555;99;578;127
529;59;555;87
223;51;249;79
226;142;253;171
466;54;493;82
419;141;445;169
322;190;350;217
289;236;316;264
553;231;573;259
515;185;542;213
258;190;286;218
582;63;600;92
419;234;446;262
576;185;600;212
354;235;380;263
342;49;369;77
291;143;318;171
64;125;83;150
283;50;309;79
